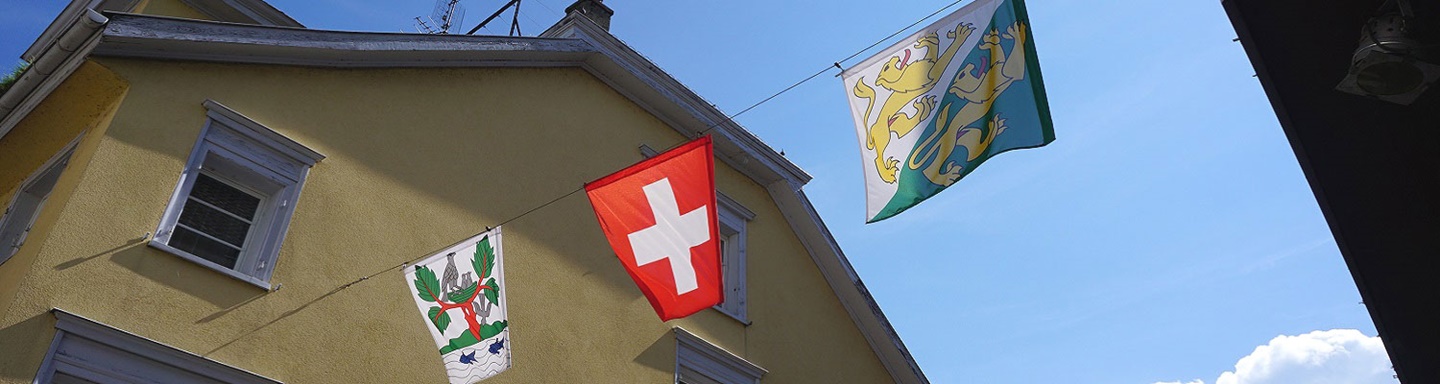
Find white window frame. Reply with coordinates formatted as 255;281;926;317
714;192;753;324
34;308;281;384
0;133;82;266
674;327;765;384
150;100;323;290
640;144;754;324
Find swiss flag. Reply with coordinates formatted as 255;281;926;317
585;136;721;321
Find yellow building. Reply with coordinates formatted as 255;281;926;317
0;0;928;382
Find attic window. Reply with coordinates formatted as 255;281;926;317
714;193;754;324
150;100;323;289
0;135;80;265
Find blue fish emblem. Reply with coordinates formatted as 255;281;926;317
458;350;477;365
488;338;506;354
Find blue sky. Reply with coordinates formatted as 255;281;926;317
1;0;1389;383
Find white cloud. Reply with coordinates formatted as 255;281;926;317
1156;329;1397;384
1216;329;1395;384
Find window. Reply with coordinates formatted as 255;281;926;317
36;309;281;383
715;192;753;323
675;327;765;384
150;100;322;289
640;144;754;324
0;135;80;265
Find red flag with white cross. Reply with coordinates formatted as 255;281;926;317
585;136;721;321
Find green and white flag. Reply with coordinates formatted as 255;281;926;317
843;0;1054;222
405;227;510;383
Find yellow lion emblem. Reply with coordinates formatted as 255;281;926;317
908;22;1030;186
852;23;975;184
852;21;1031;186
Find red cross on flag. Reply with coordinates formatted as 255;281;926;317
585;136;721;321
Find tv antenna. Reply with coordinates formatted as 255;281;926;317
414;0;466;34
466;0;524;36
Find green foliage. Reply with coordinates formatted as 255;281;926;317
473;236;495;280
472;236;501;306
427;306;451;331
483;278;499;305
0;62;29;95
412;266;441;302
427;235;507;355
479;320;508;340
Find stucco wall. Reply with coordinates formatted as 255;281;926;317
0;61;128;330
0;58;893;383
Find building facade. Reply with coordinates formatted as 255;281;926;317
0;1;927;383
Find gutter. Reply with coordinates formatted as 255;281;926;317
0;9;107;139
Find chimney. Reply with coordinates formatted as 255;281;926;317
564;0;614;30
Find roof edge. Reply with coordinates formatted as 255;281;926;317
765;180;929;384
542;14;813;187
22;0;128;62
0;8;106;139
93;13;594;64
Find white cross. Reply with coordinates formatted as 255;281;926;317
627;178;710;295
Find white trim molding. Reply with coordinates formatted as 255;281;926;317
36;308;282;383
201;100;324;163
674;327;765;384
714;192;752;325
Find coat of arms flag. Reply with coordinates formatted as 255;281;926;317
842;0;1055;223
404;227;510;383
585;136;723;321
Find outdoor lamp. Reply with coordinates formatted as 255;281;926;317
1335;12;1440;105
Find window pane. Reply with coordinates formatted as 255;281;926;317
191;174;261;219
677;367;727;384
169;227;242;268
178;199;252;246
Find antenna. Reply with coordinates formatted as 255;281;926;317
509;0;522;36
414;0;466;34
414;16;436;34
465;0;524;37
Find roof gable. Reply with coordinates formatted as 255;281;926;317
22;0;300;63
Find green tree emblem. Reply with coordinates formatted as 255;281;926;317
413;236;508;354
